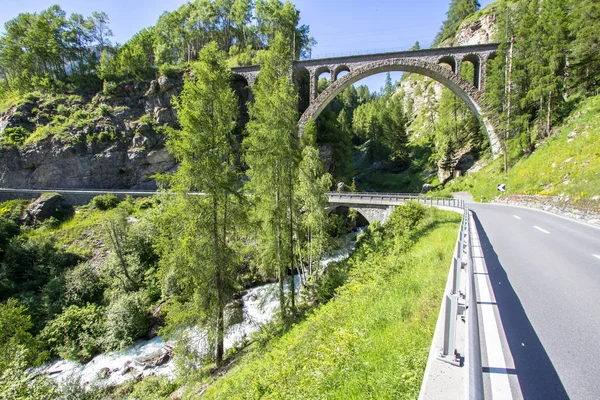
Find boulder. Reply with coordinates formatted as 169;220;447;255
97;367;111;380
153;352;171;367
421;184;433;194
21;193;63;224
155;108;176;126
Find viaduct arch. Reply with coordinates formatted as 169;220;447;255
232;43;502;157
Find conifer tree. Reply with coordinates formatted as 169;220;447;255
157;42;241;365
244;33;300;320
434;0;481;45
297;118;333;283
569;0;600;94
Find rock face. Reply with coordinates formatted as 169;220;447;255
0;139;176;189
453;13;497;46
0;76;182;189
396;7;498;180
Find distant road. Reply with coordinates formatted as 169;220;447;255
470;203;600;399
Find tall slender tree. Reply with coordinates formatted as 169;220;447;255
157;41;241;365
297;118;333;284
244;33;300;320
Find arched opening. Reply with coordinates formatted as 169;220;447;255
327;206;370;229
315;66;332;96
299;59;501;157
294;67;310;114
334;65;350;81
231;74;251;136
462;54;481;89
438;56;457;74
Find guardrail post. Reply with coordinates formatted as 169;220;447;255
438;293;460;366
452;256;461;295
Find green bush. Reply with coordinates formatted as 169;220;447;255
138;114;154;126
40;304;105;362
103;292;148;351
0;299;44;370
1;127;31;147
0;346;59;400
103;80;119;96
97;103;113;117
64;262;105;306
56;104;69;117
129;376;178;400
158;63;183;78
91;193;120;210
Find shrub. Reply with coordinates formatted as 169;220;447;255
158;63;183;78
91;193;120;210
1;127;30;147
64;262;105;306
0;299;44;370
40;304;105;362
138;114;154;126
56;104;69;117
103;80;118;96
129;376;178;400
103;292;148;351
0;346;59;400
97;103;113;117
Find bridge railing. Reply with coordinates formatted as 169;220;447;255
327;192;465;209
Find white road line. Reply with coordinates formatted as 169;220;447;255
533;226;550;234
470;216;514;399
593;255;600;260
513;215;522;220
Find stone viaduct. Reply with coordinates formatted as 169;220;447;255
232;43;501;156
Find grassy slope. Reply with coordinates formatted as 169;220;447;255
201;208;460;400
437;95;600;202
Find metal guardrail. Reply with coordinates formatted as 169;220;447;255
435;204;484;399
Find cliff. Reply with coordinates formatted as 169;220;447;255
0;77;182;189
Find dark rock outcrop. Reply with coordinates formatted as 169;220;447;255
21;193;63;224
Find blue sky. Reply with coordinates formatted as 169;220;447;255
0;0;494;91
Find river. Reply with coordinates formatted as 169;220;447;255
36;227;366;388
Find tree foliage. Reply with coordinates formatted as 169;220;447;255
244;33;300;319
158;41;242;365
434;0;481;45
0;6;110;94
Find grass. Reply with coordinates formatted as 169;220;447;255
436;95;600;203
199;207;460;399
25;203;108;257
24;196;155;258
2;91;133;149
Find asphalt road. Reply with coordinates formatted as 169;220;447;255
470;203;600;399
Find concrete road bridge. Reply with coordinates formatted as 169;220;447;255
232;44;501;156
0;188;465;224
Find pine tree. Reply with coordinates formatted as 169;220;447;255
244;33;300;320
157;42;241;365
434;0;481;46
569;0;600;94
297;118;333;285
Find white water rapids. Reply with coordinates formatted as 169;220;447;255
36;227;366;388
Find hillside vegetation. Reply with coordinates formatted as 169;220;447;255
438;95;600;203
200;206;460;399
